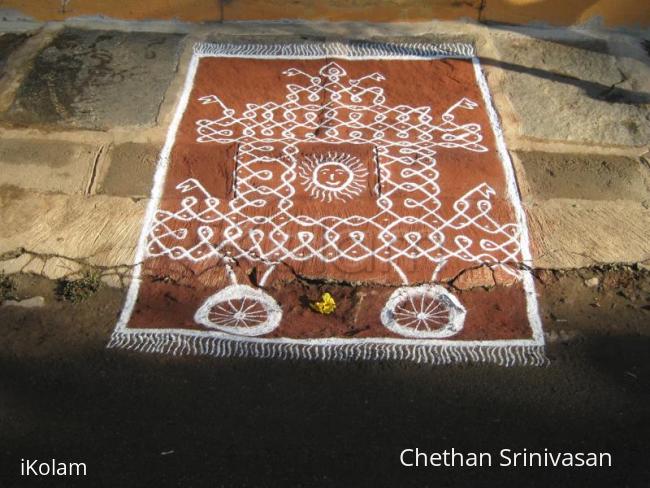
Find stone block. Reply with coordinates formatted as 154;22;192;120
516;151;650;202
526;199;650;268
0;139;97;194
0;187;146;273
5;28;184;130
491;34;650;146
96;142;159;197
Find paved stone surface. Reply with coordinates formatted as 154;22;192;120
0;186;146;276
0;138;98;194
5;28;184;130
516;151;650;202
96;142;159;197
0;32;28;77
526;200;650;268
491;34;650;146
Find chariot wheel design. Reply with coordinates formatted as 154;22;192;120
380;285;466;338
194;285;282;337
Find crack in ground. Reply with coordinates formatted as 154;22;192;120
2;247;648;293
598;66;630;102
0;248;141;288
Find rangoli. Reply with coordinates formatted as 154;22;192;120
110;42;546;366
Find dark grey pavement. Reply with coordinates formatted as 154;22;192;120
1;271;648;487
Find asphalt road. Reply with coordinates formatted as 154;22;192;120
1;272;648;487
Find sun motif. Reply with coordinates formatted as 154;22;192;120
297;152;369;203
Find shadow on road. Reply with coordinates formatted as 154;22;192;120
0;314;648;486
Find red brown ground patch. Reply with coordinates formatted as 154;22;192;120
112;44;544;364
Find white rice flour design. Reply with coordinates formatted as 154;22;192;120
195;284;282;336
298;152;369;202
381;285;466;338
111;43;546;364
149;62;520;281
147;60;523;338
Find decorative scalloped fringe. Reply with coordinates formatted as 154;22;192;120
193;41;475;59
108;333;548;367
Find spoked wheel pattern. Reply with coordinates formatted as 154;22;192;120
380;285;466;338
194;285;282;337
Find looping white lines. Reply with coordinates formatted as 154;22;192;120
147;61;522;281
298;152;368;202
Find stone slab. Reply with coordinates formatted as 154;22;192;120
96;142;159;197
5;28;184;130
0;138;98;194
491;34;650;147
526;199;650;268
0;185;146;272
516;151;650;202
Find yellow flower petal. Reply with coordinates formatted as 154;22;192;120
310;292;336;314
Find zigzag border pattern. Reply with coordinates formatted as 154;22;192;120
193;41;476;59
109;332;548;366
